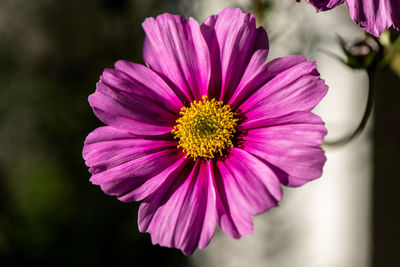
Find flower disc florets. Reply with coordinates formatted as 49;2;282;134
172;96;239;160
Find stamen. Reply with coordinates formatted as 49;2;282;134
171;96;238;160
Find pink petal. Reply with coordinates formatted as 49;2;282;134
83;126;186;201
114;60;184;114
142;13;211;102
228;55;307;110
238;59;328;121
213;148;282;239
346;0;397;37
241;111;327;187
138;160;217;255
89;66;181;136
200;7;269;101
298;0;344;11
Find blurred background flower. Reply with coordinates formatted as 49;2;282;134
299;0;400;37
1;0;399;266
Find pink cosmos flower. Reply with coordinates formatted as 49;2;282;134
298;0;400;37
83;7;328;255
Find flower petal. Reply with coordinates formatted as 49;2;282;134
297;0;344;11
213;148;282;238
90;67;179;135
142;13;211;102
391;0;400;31
238;59;328;121
114;60;184;114
83;126;185;201
301;0;400;36
241;112;327;186
346;0;396;37
228;55;308;110
200;7;269;101
138;160;217;255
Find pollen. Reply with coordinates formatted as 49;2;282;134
172;96;239;160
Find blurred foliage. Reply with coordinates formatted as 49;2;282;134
379;30;400;77
337;29;400;76
338;35;381;71
0;0;188;265
251;0;273;22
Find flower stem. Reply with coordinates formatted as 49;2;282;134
324;70;375;147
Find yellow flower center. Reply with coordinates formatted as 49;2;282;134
172;96;239;160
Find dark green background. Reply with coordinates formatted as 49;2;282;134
0;0;188;265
